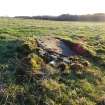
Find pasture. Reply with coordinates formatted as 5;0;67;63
0;18;105;105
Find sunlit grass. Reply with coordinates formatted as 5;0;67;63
0;18;105;105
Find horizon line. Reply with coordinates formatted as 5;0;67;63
0;12;105;17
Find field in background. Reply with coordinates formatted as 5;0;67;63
0;18;105;105
1;18;105;38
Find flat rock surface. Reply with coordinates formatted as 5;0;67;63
38;37;75;56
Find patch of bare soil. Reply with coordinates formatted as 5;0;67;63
38;36;75;56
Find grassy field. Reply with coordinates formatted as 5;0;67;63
0;18;105;105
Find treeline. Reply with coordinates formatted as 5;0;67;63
15;13;105;21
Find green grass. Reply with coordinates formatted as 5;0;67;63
0;18;105;105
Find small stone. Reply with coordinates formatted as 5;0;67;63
49;61;57;67
63;58;70;64
50;55;58;60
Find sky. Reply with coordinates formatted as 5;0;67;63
0;0;105;16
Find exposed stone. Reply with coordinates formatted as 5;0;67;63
49;61;57;67
63;57;70;64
